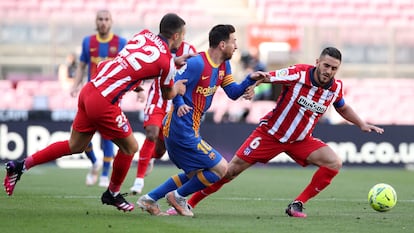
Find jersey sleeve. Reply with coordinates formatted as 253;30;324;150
79;36;90;64
268;65;301;84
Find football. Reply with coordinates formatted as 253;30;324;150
368;183;397;212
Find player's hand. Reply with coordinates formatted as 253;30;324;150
136;91;146;103
250;71;270;81
177;104;192;117
361;124;384;134
70;86;80;98
243;84;256;100
174;79;188;96
174;53;197;67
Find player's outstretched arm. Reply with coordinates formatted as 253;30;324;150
161;79;187;100
335;103;384;134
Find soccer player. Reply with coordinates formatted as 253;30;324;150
70;10;127;187
136;24;268;216
4;13;190;212
129;41;197;195
184;47;385;218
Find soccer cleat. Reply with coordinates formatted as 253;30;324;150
98;176;109;187
165;191;194;217
165;207;178;215
101;189;134;212
136;195;167;216
130;178;144;195
3;160;24;196
285;200;307;218
85;162;101;186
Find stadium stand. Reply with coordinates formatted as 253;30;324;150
0;0;413;125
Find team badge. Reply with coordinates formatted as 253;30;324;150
110;46;118;55
208;152;216;160
219;70;225;80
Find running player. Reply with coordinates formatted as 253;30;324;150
71;10;127;187
136;24;268;216
129;41;197;195
184;47;384;218
3;13;190;212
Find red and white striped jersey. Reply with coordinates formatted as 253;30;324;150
261;64;344;143
145;41;197;113
92;29;175;105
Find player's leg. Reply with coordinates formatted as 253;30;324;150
285;138;342;218
187;156;253;209
85;142;101;186
130;125;159;194
137;173;189;216
4;129;94;196
101;133;138;212
98;138;114;187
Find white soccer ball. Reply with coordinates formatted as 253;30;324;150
368;183;397;212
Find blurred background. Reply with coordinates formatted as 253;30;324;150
0;0;413;167
1;0;414;125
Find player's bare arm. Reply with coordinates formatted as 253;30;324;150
70;61;87;97
336;104;384;134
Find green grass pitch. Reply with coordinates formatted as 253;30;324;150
1;164;413;233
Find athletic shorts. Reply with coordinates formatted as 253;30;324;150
235;127;327;167
143;106;166;141
165;136;223;174
72;83;132;140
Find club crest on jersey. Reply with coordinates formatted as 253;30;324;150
208;152;216;160
122;124;129;132
243;147;252;156
219;70;225;80
297;96;327;114
110;46;118;55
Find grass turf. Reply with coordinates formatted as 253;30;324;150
1;164;412;233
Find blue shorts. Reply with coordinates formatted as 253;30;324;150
165;136;222;174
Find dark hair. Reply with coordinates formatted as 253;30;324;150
159;13;186;39
208;24;236;48
320;47;342;61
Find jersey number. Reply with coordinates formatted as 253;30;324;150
119;34;161;71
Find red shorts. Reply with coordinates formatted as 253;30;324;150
72;83;132;140
235;127;327;167
143;107;166;128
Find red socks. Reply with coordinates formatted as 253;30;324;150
109;150;134;193
24;141;71;170
188;177;231;208
136;138;155;178
295;166;339;204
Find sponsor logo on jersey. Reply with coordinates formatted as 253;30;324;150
297;96;327;114
195;85;217;97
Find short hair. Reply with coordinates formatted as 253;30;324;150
208;24;236;48
159;13;186;39
320;47;342;62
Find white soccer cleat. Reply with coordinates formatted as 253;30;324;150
130;178;144;195
85;162;101;186
98;175;110;187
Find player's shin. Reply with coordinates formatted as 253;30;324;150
186;174;231;208
294;166;339;203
